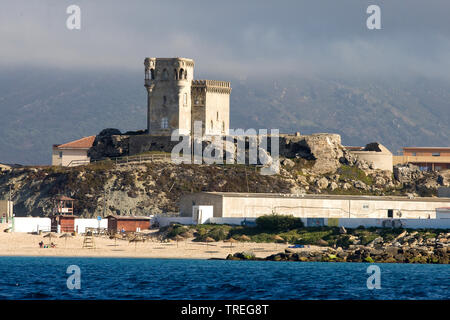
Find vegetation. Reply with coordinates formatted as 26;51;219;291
255;214;304;232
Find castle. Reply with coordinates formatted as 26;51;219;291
144;57;231;136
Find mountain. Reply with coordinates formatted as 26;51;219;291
0;68;449;165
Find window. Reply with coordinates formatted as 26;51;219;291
216;111;219;121
432;152;440;157
387;209;394;218
150;69;155;80
59;151;63;158
363;204;369;209
163;96;167;105
210;120;214;130
183;93;187;106
412;152;416;156
179;69;184;80
161;117;169;129
222;121;225;132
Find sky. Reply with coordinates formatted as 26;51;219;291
1;0;450;80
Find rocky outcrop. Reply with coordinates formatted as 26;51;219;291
88;129;130;161
394;164;423;183
227;230;450;264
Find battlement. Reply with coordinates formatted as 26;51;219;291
192;80;231;94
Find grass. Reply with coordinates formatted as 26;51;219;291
337;165;374;185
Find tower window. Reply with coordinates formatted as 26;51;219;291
161;117;169;129
150;69;155;80
222;121;225;132
387;209;393;218
216;112;219;121
179;69;184;80
210;120;214;130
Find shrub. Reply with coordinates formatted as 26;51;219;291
255;214;304;232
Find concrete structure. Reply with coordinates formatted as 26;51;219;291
52;136;95;167
345;143;393;172
438;187;450;198
436;208;450;219
393;147;450;171
180;192;450;220
107;215;151;233
0;200;13;223
51;215;76;233
12;217;51;233
144;57;231;136
12;217;107;233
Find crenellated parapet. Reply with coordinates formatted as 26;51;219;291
192;80;232;94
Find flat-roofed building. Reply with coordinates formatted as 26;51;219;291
393;147;450;171
52;136;95;167
180;192;450;220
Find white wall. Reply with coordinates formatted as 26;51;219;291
156;216;195;227
332;218;450;229
74;218;108;234
13;217;51;233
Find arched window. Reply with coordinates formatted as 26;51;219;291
179;69;184;80
150;69;155;80
216;111;219;121
210;120;214;130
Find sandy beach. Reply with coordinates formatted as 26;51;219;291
0;224;324;259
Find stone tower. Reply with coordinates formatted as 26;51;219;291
144;57;195;135
144;57;231;136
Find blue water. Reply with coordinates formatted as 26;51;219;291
0;257;448;300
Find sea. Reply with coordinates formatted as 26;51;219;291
0;257;448;300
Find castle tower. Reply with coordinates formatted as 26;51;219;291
191;80;231;136
144;57;194;135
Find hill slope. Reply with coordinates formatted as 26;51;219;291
0;68;449;165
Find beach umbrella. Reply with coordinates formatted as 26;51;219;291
204;236;215;248
109;233;122;246
239;235;251;242
224;238;238;248
174;235;184;248
59;233;72;247
43;232;56;246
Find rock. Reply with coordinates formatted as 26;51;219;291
339;226;347;234
285;248;295;254
393;164;423;183
317;239;329;246
437;170;450;187
329;181;338;191
354;180;368;190
316;177;329;189
279;133;344;174
281;158;295;168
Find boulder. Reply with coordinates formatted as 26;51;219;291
393;164;423;183
316;177;329;189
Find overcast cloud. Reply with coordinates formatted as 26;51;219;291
1;0;450;79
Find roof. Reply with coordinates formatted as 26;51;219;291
106;215;152;220
54;136;95;150
403;147;450;150
186;192;450;203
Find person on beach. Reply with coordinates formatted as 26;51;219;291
39;241;43;248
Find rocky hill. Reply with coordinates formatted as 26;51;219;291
1;132;448;217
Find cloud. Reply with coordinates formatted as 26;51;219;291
1;0;450;79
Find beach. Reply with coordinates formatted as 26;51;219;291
0;224;323;259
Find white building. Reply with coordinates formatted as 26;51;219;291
52;136;95;167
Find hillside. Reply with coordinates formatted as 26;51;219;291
1;68;449;165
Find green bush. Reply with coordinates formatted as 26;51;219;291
255;214;304;232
